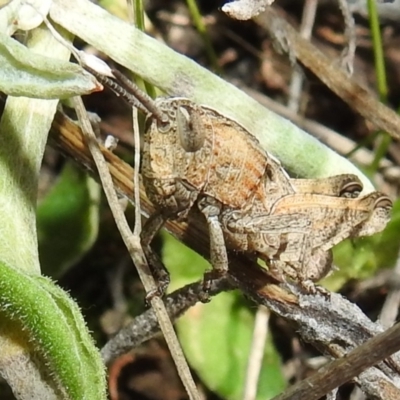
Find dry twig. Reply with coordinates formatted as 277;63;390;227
287;0;318;113
243;306;271;400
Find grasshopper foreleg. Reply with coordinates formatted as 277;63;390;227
141;211;170;300
198;197;229;301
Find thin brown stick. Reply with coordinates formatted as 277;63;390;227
132;108;142;237
101;277;233;365
243;306;271;400
338;0;356;75
271;322;400;400
255;7;400;140
287;0;318;113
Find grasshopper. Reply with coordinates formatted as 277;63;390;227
138;96;391;295
93;69;392;296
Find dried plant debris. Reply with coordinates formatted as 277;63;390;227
221;0;275;20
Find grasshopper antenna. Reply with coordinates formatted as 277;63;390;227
84;66;147;114
111;69;168;123
85;66;167;124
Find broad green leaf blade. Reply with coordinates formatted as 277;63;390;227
37;162;100;278
0;261;106;399
162;233;286;399
0;32;99;98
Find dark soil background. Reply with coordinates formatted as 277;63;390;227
3;1;400;399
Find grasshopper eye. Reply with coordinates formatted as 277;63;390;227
152;103;171;133
374;196;392;209
339;182;363;198
176;106;205;152
157;119;171;133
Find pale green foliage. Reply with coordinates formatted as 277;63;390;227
0;33;97;98
0;261;106;399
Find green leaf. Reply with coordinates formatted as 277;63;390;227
0;21;105;398
0;23;77;274
162;231;208;290
37;162;100;278
0;260;106;399
178;295;286;400
0;32;98;99
162;233;286;399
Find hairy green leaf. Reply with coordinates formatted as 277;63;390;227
0;33;98;98
0;261;106;399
